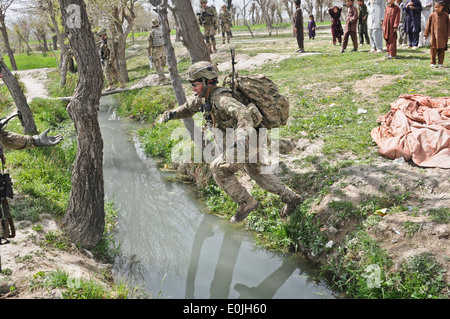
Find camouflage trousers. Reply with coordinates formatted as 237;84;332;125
150;46;167;83
209;139;299;206
103;61;125;88
203;25;217;53
221;23;231;44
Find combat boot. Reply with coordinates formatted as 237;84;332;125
230;197;259;223
206;42;213;54
280;194;303;218
227;35;231;44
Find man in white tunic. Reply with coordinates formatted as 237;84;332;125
418;0;433;46
367;0;385;52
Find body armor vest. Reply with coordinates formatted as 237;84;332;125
152;29;163;47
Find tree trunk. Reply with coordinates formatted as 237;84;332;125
59;0;105;249
0;15;17;71
171;0;210;63
149;0;203;150
52;35;58;50
115;34;129;82
59;51;71;87
0;59;38;135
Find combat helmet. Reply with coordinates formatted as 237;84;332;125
152;19;160;27
200;0;207;3
187;61;219;82
96;28;107;36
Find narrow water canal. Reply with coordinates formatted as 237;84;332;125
99;97;337;299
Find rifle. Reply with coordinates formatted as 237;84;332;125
0;112;21;246
230;49;236;98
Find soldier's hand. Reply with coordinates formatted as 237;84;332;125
159;111;174;124
33;129;63;147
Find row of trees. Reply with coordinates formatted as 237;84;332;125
0;0;343;248
1;0;344;70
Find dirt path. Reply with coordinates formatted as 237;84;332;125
1;68;109;299
12;68;53;102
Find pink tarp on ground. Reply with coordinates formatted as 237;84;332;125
371;94;450;169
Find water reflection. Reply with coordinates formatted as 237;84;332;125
99;98;336;299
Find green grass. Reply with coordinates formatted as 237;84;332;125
2;52;59;70
30;269;130;299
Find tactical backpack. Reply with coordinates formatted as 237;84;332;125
231;74;290;129
223;50;290;129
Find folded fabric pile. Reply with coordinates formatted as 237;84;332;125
371;94;450;169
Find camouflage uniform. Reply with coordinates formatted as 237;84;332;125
97;29;126;90
148;20;169;85
1;131;36;151
198;0;218;53
161;62;302;223
219;6;232;44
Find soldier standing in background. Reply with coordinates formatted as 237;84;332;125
148;19;169;85
219;5;232;44
198;0;218;53
96;29;126;91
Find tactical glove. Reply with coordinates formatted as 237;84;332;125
33;129;63;147
159;111;174;124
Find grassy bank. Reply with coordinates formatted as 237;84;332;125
0;73;127;298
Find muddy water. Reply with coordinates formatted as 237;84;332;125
99;97;337;299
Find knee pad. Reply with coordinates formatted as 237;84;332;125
204;36;210;43
210;35;215;41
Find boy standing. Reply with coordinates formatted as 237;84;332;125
424;1;450;68
293;0;305;53
357;0;370;45
383;0;401;58
396;0;408;45
368;0;385;52
341;0;359;52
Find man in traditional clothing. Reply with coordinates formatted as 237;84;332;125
383;0;401;58
404;0;423;48
424;1;450;67
341;0;359;53
419;0;433;47
357;0;370;45
367;0;385;52
293;0;305;53
148;19;169;85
